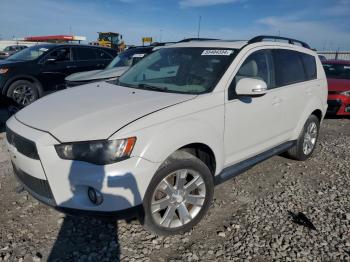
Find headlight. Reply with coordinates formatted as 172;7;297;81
340;91;350;97
55;137;136;165
0;68;9;74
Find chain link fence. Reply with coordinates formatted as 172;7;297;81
317;51;350;60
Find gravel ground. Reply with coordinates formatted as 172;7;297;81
0;117;349;262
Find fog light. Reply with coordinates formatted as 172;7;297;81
88;187;103;205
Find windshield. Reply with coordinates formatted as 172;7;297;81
118;47;237;94
323;63;350;80
106;48;149;69
7;45;50;61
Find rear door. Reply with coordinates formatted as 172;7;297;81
271;49;314;136
72;47;99;72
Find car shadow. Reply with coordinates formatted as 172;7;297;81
325;114;350;120
48;161;143;261
0;95;22;128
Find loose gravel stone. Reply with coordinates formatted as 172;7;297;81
0;119;349;261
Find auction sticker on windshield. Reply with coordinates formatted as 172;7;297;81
201;50;233;56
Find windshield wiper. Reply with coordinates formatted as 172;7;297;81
137;84;168;92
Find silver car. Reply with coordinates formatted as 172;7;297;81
0;45;27;59
65;46;155;87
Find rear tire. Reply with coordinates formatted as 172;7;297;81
143;151;214;236
286;114;320;161
7;80;39;106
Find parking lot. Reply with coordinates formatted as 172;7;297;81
0;117;348;262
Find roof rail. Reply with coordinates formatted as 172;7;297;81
178;38;219;43
248;35;310;49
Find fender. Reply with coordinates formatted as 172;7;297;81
139;118;224;174
2;74;43;96
112;92;226;175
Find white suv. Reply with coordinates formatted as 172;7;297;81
6;36;327;235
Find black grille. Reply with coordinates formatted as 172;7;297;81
6;127;39;160
13;163;55;204
327;100;342;115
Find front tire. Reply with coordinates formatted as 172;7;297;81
286;114;320;161
143;151;214;236
7;80;39;106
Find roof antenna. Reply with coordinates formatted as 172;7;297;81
197;15;202;39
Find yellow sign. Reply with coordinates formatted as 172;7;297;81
142;37;153;43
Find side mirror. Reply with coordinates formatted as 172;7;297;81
236;78;267;96
45;58;57;64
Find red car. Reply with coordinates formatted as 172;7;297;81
322;60;350;116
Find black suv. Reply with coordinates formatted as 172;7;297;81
0;44;118;106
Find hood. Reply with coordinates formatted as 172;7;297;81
15;82;195;142
0;59;27;67
327;78;350;92
66;66;129;82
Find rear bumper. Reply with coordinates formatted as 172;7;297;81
327;94;350;115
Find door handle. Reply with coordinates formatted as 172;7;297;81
66;65;77;69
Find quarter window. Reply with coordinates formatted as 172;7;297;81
301;53;317;80
95;49;112;60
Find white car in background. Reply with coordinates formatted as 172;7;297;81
6;36;327;235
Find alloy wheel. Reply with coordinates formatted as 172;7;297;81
303;122;317;155
12;84;36;106
151;169;206;228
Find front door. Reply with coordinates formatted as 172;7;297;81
224;48;285;166
38;47;75;92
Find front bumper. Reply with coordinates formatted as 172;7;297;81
6;116;160;215
327;94;350;116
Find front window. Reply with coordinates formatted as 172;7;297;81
323;63;350;80
118;47;237;94
7;45;50;61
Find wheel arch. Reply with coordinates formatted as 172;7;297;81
172;143;217;176
311;109;323;123
292;98;325;140
3;75;43;97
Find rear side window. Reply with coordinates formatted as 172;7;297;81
73;47;96;61
300;53;317;80
273;49;305;86
95;49;112;60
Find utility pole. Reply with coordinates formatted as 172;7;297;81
197;15;202;39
